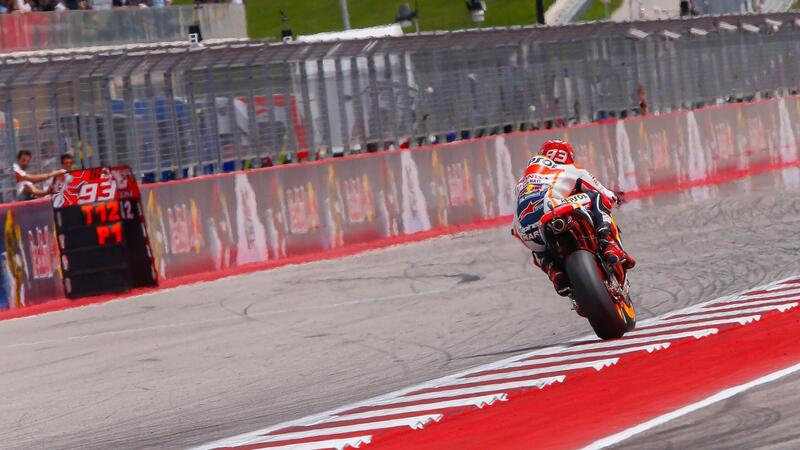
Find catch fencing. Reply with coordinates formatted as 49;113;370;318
3;95;800;310
3;12;800;201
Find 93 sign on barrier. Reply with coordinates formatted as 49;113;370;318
52;166;158;298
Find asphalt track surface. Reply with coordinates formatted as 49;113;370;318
613;373;800;450
3;169;800;449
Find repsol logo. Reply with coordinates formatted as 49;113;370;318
527;156;557;169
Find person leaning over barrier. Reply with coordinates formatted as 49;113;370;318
46;153;74;196
13;150;65;201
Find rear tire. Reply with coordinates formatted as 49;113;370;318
566;250;627;340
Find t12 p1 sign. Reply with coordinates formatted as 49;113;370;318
52;166;158;298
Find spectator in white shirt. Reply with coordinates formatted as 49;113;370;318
15;0;32;12
13;150;64;201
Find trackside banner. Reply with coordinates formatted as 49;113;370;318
3;96;800;309
0;199;63;310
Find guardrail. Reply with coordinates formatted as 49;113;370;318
2;95;799;312
2;12;800;201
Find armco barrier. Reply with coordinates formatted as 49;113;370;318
3;96;800;312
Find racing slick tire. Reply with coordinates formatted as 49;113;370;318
566;249;628;340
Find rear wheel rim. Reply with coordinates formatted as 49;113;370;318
616;300;635;321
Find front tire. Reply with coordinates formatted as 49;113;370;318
566;250;627;340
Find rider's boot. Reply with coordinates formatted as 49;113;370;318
598;226;636;270
586;191;636;270
533;251;571;296
544;261;571;297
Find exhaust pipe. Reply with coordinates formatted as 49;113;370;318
551;217;567;233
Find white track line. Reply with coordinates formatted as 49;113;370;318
319;394;506;424
513;344;671;367
624;316;761;337
546;329;718;353
446;358;618;386
740;287;800;299
661;304;797;323
702;297;800;311
257;435;372;450
248;414;443;446
582;360;800;450
370;376;565;406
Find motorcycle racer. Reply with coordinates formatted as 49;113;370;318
512;139;635;296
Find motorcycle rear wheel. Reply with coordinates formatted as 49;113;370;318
566;249;628;340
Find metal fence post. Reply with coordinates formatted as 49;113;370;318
515;42;533;127
382;53;402;149
49;80;62;160
143;65;161;176
27;65;45;172
349;55;368;153
101;75;117;167
244;63;262;164
260;58;277;163
162;71;181;178
528;40;547;127
183;61;204;176
539;40;555;124
736;31;750;98
397;50;415;147
651;38;665;114
297;58;316;158
333;56;350;154
1;81;14;200
121;74;141;174
365;50;384;150
581;39;598;121
276;53;299;160
203;64;223;172
316;58;333;154
82;59;104;169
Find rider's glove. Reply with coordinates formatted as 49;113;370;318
614;191;627;206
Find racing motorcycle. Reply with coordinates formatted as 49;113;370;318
540;194;636;340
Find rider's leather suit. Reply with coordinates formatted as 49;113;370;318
512;155;622;283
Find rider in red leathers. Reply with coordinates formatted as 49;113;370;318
512;139;635;296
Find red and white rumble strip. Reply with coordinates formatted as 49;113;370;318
195;276;800;450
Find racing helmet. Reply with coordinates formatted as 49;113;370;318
538;139;575;165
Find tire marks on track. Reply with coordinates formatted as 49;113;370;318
195;276;800;450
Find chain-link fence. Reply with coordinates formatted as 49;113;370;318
4;12;800;200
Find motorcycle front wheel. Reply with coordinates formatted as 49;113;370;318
566;249;629;340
